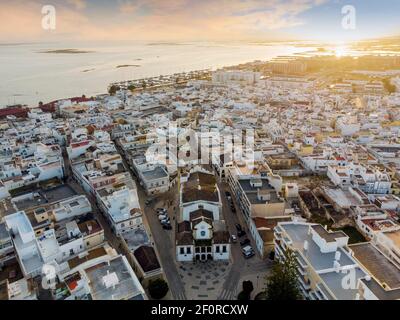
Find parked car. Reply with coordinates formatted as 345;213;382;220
237;230;246;237
230;235;237;243
145;200;151;206
242;245;255;259
161;218;170;224
158;215;168;221
157;208;167;213
225;191;232;199
162;224;172;230
235;224;243;232
240;238;250;247
157;209;167;215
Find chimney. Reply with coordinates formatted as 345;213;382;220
335;251;341;261
333;260;340;273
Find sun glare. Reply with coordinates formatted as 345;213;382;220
334;46;347;57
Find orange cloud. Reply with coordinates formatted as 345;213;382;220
0;0;328;42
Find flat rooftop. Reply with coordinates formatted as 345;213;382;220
323;187;362;208
279;222;366;300
68;246;108;270
238;179;281;204
141;166;168;181
384;230;400;248
0;222;10;241
281;223;355;270
350;243;400;290
122;227;150;252
0;198;17;218
84;255;144;300
14;184;77;211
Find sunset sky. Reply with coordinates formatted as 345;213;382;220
0;0;399;43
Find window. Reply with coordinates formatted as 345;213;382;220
187;247;191;254
180;247;185;255
201;231;206;237
222;245;227;253
216;246;220;253
198;205;204;209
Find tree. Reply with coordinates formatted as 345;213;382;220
237;280;254;300
265;249;302;300
269;250;275;261
383;78;396;94
237;291;250;301
108;85;120;96
242;280;254;295
148;279;169;300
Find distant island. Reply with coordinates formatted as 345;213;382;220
40;49;94;54
82;68;96;73
147;42;186;46
116;64;141;69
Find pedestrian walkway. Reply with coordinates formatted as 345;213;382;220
178;261;231;300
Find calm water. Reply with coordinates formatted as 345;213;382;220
0;41;310;106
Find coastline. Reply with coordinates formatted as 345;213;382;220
1;43;313;107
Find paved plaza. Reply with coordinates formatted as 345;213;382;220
178;261;232;300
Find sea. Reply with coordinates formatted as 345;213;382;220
0;41;312;107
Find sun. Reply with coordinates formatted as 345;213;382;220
334;46;347;58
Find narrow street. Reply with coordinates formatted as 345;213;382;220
115;145;187;300
62;152;123;252
70;139;273;300
217;180;273;300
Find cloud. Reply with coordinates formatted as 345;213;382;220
67;0;87;10
0;0;329;42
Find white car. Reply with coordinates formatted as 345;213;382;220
158;215;168;221
230;235;237;243
242;245;255;259
161;218;170;224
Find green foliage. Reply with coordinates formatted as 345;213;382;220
383;78;396;93
148;278;169;300
266;249;302;301
108;85;120;95
237;291;251;301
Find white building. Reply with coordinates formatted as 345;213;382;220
274;221;368;300
212;70;261;85
96;179;143;235
180;167;222;221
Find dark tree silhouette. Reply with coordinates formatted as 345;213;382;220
148;278;169;300
266;249;302;300
237;280;254;300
